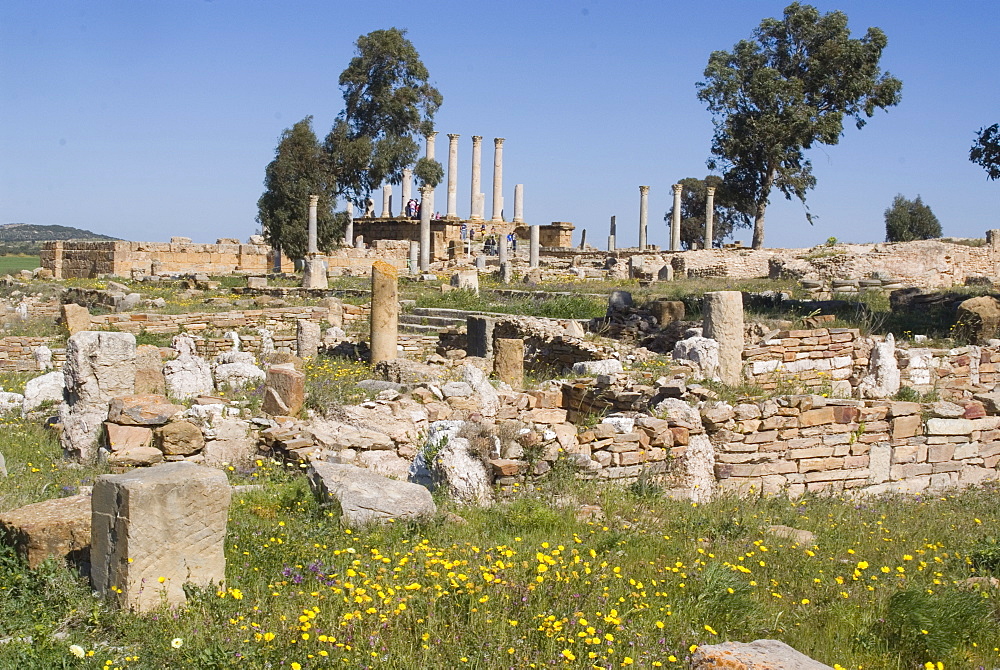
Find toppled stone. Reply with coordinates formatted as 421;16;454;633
0;391;25;414
767;525;817;546
163;336;213;401
462;364;500;417
432;437;492;505
691;639;833;669
672;336;720;379
572;359;623;376
104;424;154;451
308;462;436;528
22;371;64;414
0;494;91;568
107;446;164;467
262;365;305;416
154;420;205;455
108;395;183;426
61;304;91;334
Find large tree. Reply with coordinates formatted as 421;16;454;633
696;2;902;249
257;116;341;259
324;28;443;204
663;176;751;249
884;194;941;242
970;124;1000;181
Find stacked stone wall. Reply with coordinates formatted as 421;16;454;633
742;328;863;393
88;305;369;335
0;337;65;371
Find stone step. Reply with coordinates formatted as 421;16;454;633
398;314;465;328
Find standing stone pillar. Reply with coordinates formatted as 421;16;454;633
638;185;650;251
491;138;505;222
425;131;437;161
419;185;432;272
704;186;716;250
498;231;508;267
370;260;399;366
446;133;460;219
671;183;683;251
579;229;587;250
529;225;540;268
307;195;319;255
381;185;392;218
355;236;365;249
513;184;524;223
408;241;419;274
494;338;524;390
608;215;616;251
344;202;354;247
296;319;321;359
91;462;230;612
470;135;483;220
272;247;283;273
401;169;412;212
703;291;744;386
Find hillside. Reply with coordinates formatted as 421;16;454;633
0;223;119;242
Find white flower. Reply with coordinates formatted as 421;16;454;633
171;638;183;649
69;644;85;658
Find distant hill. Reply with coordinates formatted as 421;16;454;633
0;223;120;242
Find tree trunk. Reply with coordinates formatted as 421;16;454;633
751;168;776;250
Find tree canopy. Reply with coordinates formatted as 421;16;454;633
970;124;1000;181
256;117;341;259
663;176;751;249
696;2;902;249
324;28;443;202
884;194;941;242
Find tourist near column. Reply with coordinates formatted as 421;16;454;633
470;135;483;220
344;201;354;247
446;133;459;219
491;137;504;222
380;184;392;218
638;185;650;251
671;183;683;251
369;260;399;366
513;184;524;224
401;169;412;214
704;186;716;250
419;184;432;272
529;225;539;268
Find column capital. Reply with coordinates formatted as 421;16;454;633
425;130;439;139
672;183;684;195
308;195;319;206
494;137;505;147
402;168;413;177
472;135;483;144
447;133;460;141
639;185;650;195
419;184;433;195
705;186;717;196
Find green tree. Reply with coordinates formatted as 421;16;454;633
324;28;443;203
696;2;902;249
970;124;1000;181
256;117;341;259
663;176;751;249
884;194;941;242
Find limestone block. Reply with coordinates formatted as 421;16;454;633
702;291;744;385
450;270;480;294
154;420;206;455
104;423;154;451
0;494;91;568
572;359;623;376
22;370;64;413
108;395;183;425
493;338;524;390
891;415;922;439
296;319;321;359
91;462;230;611
163;353;213;401
262;365;305;416
107;447;164;467
61;304;91;334
692;639;833;669
308;462;436;528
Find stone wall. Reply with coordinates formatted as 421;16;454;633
742;327;863;394
88;305;367;335
897;344;1000;399
351;218;517;261
0;337;65;371
325;240;409;275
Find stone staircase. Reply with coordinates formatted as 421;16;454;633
397;307;503;335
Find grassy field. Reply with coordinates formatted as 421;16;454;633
1;412;999;669
0;255;40;274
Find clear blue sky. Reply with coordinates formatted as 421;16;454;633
2;0;997;249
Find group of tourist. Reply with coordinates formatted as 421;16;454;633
404;199;421;219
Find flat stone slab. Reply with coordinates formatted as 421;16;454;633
0;494;91;568
691;639;833;669
308;462;435;528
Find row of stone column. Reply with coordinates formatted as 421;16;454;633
634;184;717;252
376;134;522;224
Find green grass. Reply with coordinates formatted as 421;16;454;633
0;255;40;274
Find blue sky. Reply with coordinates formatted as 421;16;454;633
2;0;997;249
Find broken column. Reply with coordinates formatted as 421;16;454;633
466;315;496;361
296;319;321;359
408;240;419;274
425;130;437;161
702;291;744;386
470;135;483;220
704;186;716;250
491;137;504;222
401;169;412;211
450;269;479;294
419;185;432;271
91;461;230;612
513;184;524;223
639;185;650;251
493;338;524;390
529;225;540;268
446;133;460;219
608;215;616;252
671;183;683;252
303;195;328;289
307;195;319;255
381;185;392;218
370;260;399;366
344;202;354;246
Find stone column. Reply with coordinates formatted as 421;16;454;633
401;169;412;211
498;231;508;267
513;184;524;223
307;194;319;255
370;260;398;366
355;236;365;249
380;184;392;218
491;138;505;222
470;135;483;220
446;133;459;219
671;183;683;251
425;131;438;160
638;186;650;251
529;225;539;268
608;215;616;251
408;241;419;274
344;201;354;246
494;338;524;390
704;186;716;250
579;229;587;250
703;291;744;385
419;185;432;271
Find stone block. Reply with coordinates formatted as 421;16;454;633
0;494;91;568
308;462;435;528
493;339;524;390
91;462;230;611
798;407;835;427
526;408;567;424
104;423;154;451
262;365;305;416
926;418;976;435
927;444;957;462
108;394;184;426
61;304;91;334
891;415;922;439
154;420;205;455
